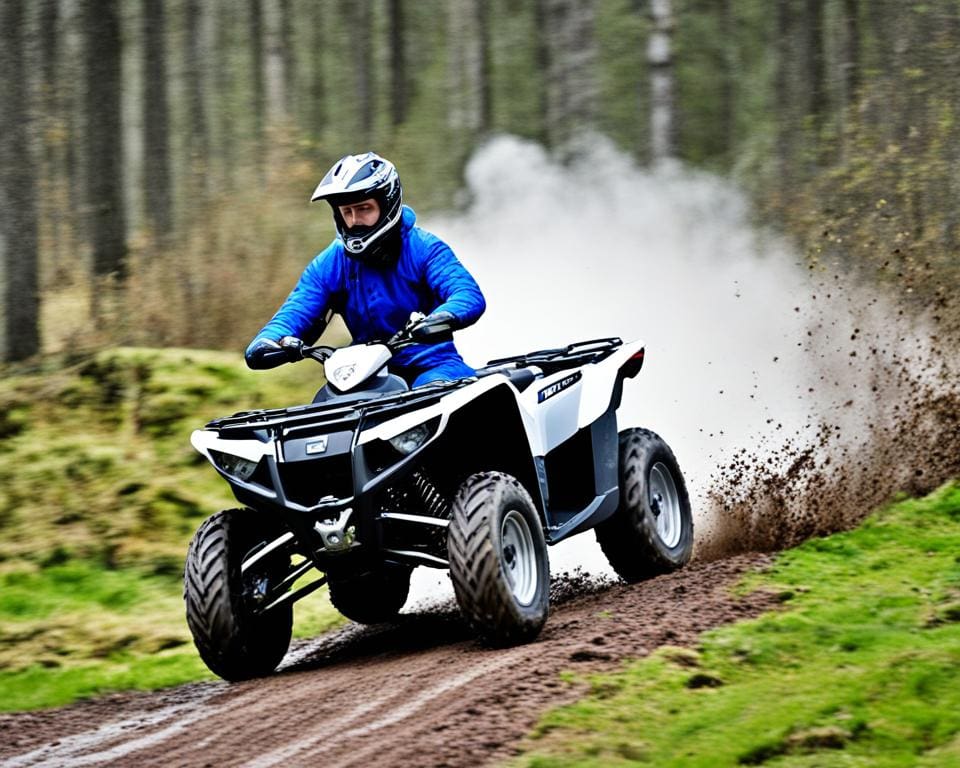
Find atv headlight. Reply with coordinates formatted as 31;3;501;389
211;450;259;481
387;422;433;455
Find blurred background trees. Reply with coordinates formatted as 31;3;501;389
1;0;958;362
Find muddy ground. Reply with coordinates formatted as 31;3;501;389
0;554;775;768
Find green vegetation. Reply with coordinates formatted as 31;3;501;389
0;348;344;711
516;481;960;767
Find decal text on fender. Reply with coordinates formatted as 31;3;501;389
537;371;582;403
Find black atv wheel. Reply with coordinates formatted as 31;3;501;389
447;472;549;646
327;565;412;624
596;428;693;582
184;508;293;681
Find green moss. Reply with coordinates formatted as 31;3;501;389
0;348;345;710
516;481;960;767
0;651;215;713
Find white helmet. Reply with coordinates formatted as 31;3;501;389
311;152;404;266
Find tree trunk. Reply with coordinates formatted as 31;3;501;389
83;0;127;279
447;0;491;136
864;0;898;139
841;0;860;107
389;0;407;127
280;0;295;116
38;0;64;271
541;0;598;152
349;0;374;145
143;0;172;243
533;0;552;146
184;0;211;199
63;0;87;252
804;0;827;154
719;0;736;164
774;0;791;188
308;4;326;136
263;0;289;125
249;0;266;179
215;0;236;190
475;0;491;133
648;0;675;162
0;0;41;360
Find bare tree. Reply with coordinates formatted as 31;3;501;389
307;3;326;136
540;0;598;150
648;0;675;161
348;0;374;145
39;2;60;136
447;0;492;136
280;0;296;116
533;0;551;147
841;0;860;107
184;0;211;199
774;0;795;193
263;0;291;125
389;0;408;127
83;0;127;279
719;0;736;163
215;0;236;189
0;0;40;360
62;0;87;251
249;0;266;176
143;0;172;242
804;0;827;151
38;0;65;270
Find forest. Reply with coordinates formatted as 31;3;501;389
2;0;959;363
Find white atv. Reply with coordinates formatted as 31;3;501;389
185;317;693;680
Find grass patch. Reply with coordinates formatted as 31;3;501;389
1;650;215;713
0;560;343;712
0;348;346;711
516;481;960;767
0;346;328;568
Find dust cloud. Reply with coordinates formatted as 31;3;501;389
407;135;959;599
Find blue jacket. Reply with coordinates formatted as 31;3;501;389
247;206;486;382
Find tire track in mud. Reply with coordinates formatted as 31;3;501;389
0;554;774;768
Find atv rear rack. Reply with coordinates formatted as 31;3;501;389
481;337;623;375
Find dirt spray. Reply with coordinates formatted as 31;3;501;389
408;135;960;600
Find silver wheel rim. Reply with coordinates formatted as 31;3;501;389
649;462;683;549
500;509;538;606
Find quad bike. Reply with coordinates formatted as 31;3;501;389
184;315;693;681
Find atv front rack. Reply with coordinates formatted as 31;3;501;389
208;379;463;436
481;337;623;376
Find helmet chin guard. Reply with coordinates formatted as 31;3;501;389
311;152;403;266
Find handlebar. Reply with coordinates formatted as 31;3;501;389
284;312;456;365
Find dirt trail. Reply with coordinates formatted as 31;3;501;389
0;554;773;768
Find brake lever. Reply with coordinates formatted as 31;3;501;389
301;345;335;362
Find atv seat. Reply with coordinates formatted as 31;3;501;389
503;366;539;392
475;364;541;392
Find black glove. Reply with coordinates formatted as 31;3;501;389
279;336;306;360
245;336;304;370
409;311;458;343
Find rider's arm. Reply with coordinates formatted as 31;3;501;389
420;239;486;329
244;246;342;369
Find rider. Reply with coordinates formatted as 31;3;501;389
245;152;485;387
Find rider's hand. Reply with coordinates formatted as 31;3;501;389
409;311;457;343
279;335;306;361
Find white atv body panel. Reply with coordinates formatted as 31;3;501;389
191;429;275;463
325;344;391;392
357;339;643;461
